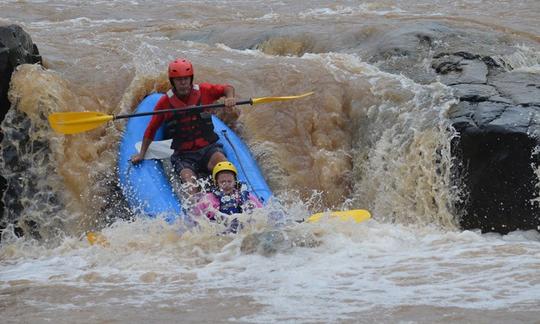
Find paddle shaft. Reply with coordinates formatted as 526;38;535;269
113;99;253;120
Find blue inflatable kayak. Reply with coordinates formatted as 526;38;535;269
117;93;272;222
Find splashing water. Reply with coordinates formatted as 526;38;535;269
1;0;539;322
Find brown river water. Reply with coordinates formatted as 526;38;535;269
1;1;539;323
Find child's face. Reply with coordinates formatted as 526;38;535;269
216;171;236;194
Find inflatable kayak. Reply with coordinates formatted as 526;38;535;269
117;93;272;222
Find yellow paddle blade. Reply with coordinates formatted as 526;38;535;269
48;112;114;134
307;209;371;224
86;231;109;246
251;91;314;105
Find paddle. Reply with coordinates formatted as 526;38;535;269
86;209;371;245
306;209;371;223
86;231;109;246
48;92;314;135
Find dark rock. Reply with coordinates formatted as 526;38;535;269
488;95;514;104
452;84;500;102
0;24;42;120
366;22;454;84
446;102;477;131
490;71;540;106
445;63;540;233
446;68;539;232
473;101;507;125
486;106;531;134
452;131;540;233
364;21;540;233
433;57;488;85
370;23;452;62
240;228;320;256
0;107;65;240
0;24;41;237
447;101;536;135
241;230;291;256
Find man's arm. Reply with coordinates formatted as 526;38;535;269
130;96;168;164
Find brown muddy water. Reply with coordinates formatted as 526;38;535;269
1;1;539;323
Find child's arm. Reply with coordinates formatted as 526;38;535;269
193;193;221;220
243;193;263;211
249;194;263;208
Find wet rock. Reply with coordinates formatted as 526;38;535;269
367;22;451;84
472;102;507;126
452;131;540;233
451;84;500;102
433;54;540;234
490;71;540;106
367;22;540;233
0;24;42;237
241;230;291;256
435;58;489;85
442;56;540;233
0;24;41;120
1;107;66;241
240;228;320;256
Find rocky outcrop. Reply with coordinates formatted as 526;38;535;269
367;22;540;233
0;24;41;120
437;53;540;233
0;24;42;234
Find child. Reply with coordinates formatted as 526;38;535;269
194;161;263;232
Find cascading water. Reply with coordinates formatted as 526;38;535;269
1;1;539;322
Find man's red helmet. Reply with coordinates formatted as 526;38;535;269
168;58;194;78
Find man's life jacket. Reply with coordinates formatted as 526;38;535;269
164;86;218;151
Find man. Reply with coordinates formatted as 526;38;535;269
131;58;236;193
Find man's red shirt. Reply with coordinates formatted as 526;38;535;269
143;83;229;151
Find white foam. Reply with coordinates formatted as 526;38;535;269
298;5;405;19
1;218;539;320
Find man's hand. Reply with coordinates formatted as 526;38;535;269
130;152;144;164
131;138;152;164
223;85;236;114
224;97;236;108
223;97;237;115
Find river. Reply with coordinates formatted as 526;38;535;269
1;0;539;323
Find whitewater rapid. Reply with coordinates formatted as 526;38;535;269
1;0;539;323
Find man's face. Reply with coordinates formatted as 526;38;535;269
216;171;236;194
172;76;192;97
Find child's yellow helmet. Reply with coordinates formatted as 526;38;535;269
212;161;238;182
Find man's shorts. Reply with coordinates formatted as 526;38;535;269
171;141;224;177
